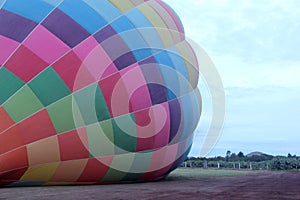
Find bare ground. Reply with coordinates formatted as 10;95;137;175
1;169;300;200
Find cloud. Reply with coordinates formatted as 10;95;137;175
164;0;300;62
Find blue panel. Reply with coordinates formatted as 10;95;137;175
118;28;152;61
3;0;54;23
180;92;200;142
7;180;45;187
111;15;135;33
157;62;180;100
167;47;189;79
0;0;6;9
83;0;122;22
126;9;164;50
42;0;63;7
58;0;107;34
126;8;153;28
155;51;175;69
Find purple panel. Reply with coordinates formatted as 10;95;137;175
93;25;117;44
42;9;90;48
168;99;181;143
139;56;156;66
113;51;136;70
99;32;136;70
0;9;37;43
147;83;167;105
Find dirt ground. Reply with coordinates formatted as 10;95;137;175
1;168;300;200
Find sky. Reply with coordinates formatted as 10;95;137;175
163;0;300;157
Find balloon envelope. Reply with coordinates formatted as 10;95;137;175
0;0;201;186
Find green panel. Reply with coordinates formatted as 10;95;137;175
72;98;85;128
121;172;143;182
74;83;111;125
101;153;135;182
87;122;114;157
95;86;111;121
28;67;71;107
101;168;128;182
112;114;136;153
3;85;43;122
127;151;152;174
0;67;25;105
47;95;75;134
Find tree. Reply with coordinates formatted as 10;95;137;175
226;150;231;158
238;151;245;158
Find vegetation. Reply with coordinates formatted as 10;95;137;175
182;151;300;171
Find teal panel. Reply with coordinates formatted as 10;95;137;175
0;67;25;105
74;83;111;125
28;67;71;107
112;114;136;152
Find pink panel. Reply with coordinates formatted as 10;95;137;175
136;103;170;151
110;65;152;117
156;0;184;40
0;36;19;66
121;64;152;112
153;102;170;148
73;36;98;61
23;25;70;64
149;1;183;43
81;45;117;81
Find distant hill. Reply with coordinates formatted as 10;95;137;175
246;151;265;157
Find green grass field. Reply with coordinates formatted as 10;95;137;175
170;168;254;180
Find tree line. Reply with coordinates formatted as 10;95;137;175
183;151;300;171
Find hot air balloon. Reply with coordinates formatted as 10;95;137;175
0;0;201;186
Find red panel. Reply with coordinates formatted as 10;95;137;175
17;109;56;144
98;73;132;117
58;129;89;161
52;51;95;91
0;168;28;184
99;72;120;116
135;108;155;152
0;106;15;132
0;147;28;174
139;164;172;182
0;125;24;155
4;45;49;83
77;157;112;182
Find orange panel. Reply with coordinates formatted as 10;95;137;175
51;159;87;182
27;136;60;166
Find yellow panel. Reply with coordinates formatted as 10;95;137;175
109;0;135;13
21;163;59;182
176;42;199;90
27;136;60;166
138;3;174;48
130;0;144;6
44;182;94;186
51;159;87;182
148;1;182;44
